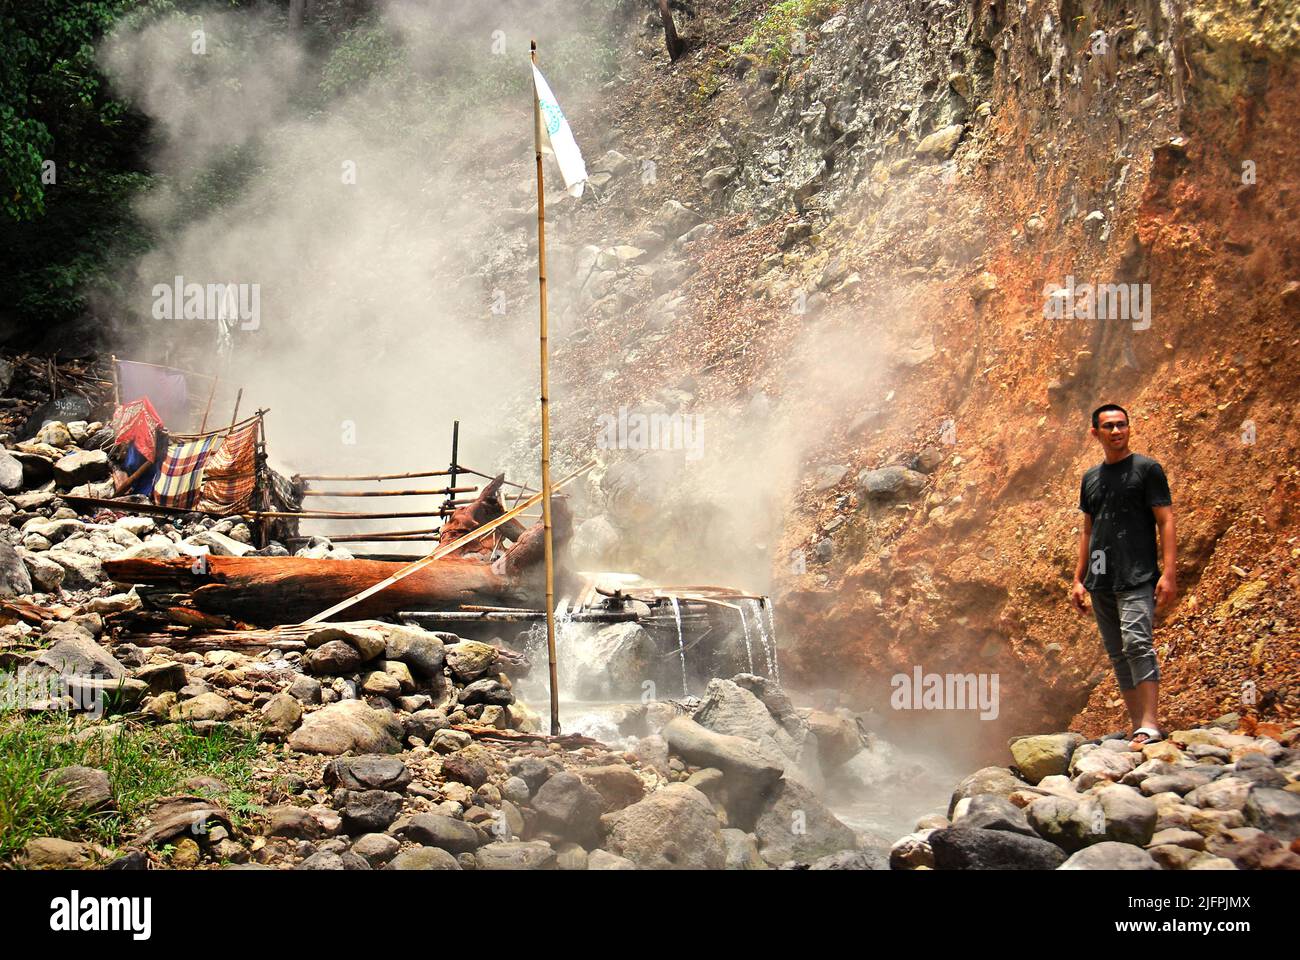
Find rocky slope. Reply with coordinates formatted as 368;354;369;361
499;0;1300;750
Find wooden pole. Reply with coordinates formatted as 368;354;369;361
109;355;121;407
198;375;219;433
532;39;560;737
227;387;243;436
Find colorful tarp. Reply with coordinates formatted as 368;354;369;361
111;397;164;461
197;421;259;516
153;434;221;510
116;360;190;432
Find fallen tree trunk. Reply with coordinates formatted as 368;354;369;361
102;555;541;626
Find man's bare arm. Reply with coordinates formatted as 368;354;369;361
1071;514;1092;613
1153;505;1177;609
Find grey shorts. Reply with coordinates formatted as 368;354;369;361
1090;584;1160;691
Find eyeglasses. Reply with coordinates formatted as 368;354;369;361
1097;422;1129;431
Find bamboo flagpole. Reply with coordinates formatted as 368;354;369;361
531;39;560;736
530;42;588;736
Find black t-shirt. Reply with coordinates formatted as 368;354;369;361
1078;453;1172;592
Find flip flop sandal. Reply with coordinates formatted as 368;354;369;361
1130;727;1164;745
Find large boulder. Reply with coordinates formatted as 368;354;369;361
805;710;862;770
286;699;404;755
52;449;111;487
930;825;1068;870
605;783;726;869
753;777;857;866
569;622;659;700
662;716;784;821
532;772;605;847
36;625;126;680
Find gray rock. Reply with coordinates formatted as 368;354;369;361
856;466;927;501
36;625;126;680
267;806;323;840
45;765;113;811
351;833;400;867
569;622;659;700
475;840;557;870
20;550;65;592
44;550;104;590
948;766;1024;818
406;814;481;854
1185;777;1252;812
260;693;302;738
444;640;498;682
286;674;322;704
587;849;636;870
662;716;784;810
753;777;857;865
532;772;605;846
174;691;232;721
931;825;1068;870
302;640;363;675
459;678;514;706
324;755;411;793
955;794;1037;837
286;699;404;755
1139;767;1219;795
343;790;403;833
0;542;33;598
1243;787;1300;842
651;199;703;239
722;828;767;870
53;450;110;487
0;450;24;492
387;847;461;870
1058;841;1161;870
379;624;446;677
502;776;531;804
296;851;346;870
605;783;725;869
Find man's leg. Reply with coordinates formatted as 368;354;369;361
1117;586;1161;737
1090;590;1139;728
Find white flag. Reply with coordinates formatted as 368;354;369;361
532;64;587;199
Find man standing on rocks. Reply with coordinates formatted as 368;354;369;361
1070;403;1177;746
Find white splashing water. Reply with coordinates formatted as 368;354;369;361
736;604;756;674
762;598;781;684
752;598;775;678
670;597;689;697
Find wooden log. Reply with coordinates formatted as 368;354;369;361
102;554;543;626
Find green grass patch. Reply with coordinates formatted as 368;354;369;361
0;709;264;864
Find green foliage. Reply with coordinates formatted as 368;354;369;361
733;0;842;65
0;709;262;863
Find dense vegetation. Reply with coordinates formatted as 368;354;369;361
0;0;625;351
